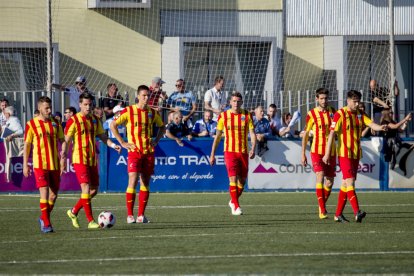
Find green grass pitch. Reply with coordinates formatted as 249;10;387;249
0;192;413;274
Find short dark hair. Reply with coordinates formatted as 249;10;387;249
66;106;77;114
79;92;94;103
38;96;52;104
315;88;329;97
137;85;150;95
34;109;40;115
176;79;185;83
269;103;277;109
347;90;362;100
1;98;9;104
214;76;224;84
231;91;243;100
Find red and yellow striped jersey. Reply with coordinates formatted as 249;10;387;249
217;109;254;153
114;105;164;154
65;113;104;166
305;106;336;156
24;117;64;170
330;106;372;160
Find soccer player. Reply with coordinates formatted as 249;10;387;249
63;92;121;229
23;96;66;233
323;90;387;223
110;85;165;224
209;92;256;215
301;88;336;219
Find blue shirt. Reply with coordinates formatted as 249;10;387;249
253;116;271;137
192;119;217;137
166;91;196;116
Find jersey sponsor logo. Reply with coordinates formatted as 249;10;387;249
241;115;245;121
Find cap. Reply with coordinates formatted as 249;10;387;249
54;111;62;118
152;76;165;85
75;76;86;83
113;105;125;114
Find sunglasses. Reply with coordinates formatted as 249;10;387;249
175;84;183;87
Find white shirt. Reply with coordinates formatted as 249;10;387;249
204;87;227;121
0;112;7;127
2;116;23;137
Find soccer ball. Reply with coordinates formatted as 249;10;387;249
98;211;116;228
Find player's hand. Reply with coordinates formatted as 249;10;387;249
121;142;136;151
113;144;122;154
322;154;330;165
176;138;184;147
60;158;67;175
209;155;215;166
23;164;31;178
301;154;307;166
381;124;388;132
187;135;193;141
249;149;255;159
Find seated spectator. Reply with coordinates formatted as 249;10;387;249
279;111;301;138
62;106;76;129
267;103;282;136
192;110;217;138
103;105;126;139
103;83;124;119
167;79;197;128
165;111;192;146
0;106;23;141
253;106;271;157
0;98;9;127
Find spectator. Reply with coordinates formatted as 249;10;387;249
62;106;77;129
165;111;192;147
34;109;40;117
369;79;394;124
0;98;9;127
93;107;104;122
53;76;94;111
192;110;217;138
103;83;124;119
204;75;226;121
148;77;168;111
103;105;126;139
267;103;282;136
359;102;371;138
166;79;197;128
54;111;63;126
253;106;271;157
279;111;301;138
1;106;23;141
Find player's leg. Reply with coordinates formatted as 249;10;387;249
67;164;85;228
311;153;327;218
137;153;155;223
34;169;53;233
47;170;60;213
334;157;350;223
126;152;140;223
323;156;336;203
345;160;366;222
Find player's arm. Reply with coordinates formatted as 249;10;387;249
209;129;223;165
387;113;412;130
110;112;136;151
23;142;32;177
301;130;310;166
373;97;389;109
248;128;256;159
152;124;166;147
322;130;335;165
96;133;121;153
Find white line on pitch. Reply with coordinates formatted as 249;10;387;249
1;251;413;265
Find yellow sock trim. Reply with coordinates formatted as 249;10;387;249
324;186;332;192
316;183;323;189
230;182;237;187
127;188;136;194
40;199;48;204
237;184;244;190
140;185;149;192
48;200;54;206
347;186;355;192
340;186;347;192
81;193;90;199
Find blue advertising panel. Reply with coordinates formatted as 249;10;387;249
106;138;229;192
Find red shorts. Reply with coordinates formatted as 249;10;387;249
310;153;336;178
128;151;155;175
338;157;359;179
224;152;248;178
33;169;60;189
73;164;99;186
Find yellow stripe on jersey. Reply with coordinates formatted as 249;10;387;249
305;106;336;156
24;117;64;170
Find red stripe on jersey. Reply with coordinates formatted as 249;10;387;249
340;109;348;159
137;109;143;153
64;118;74;135
82;116;90;163
38;120;51;170
129;106;137;152
73;116;84;165
319;111;326;156
48;119;57;169
223;112;229;152
348;110;355;159
355;111;361;159
29;120;42;169
310;109;319;154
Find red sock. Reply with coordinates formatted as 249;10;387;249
138;189;149;217
347;186;360;215
40;199;51;227
72;198;83;215
126;188;136;216
335;186;348;216
324;186;332;203
229;182;239;209
316;183;326;213
237;184;244;199
81;194;94;222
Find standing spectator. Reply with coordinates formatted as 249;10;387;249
103;83;124;119
323;90;387;223
204;76;226;121
267;103;282;136
54;112;63;126
369;79;393;124
1;106;23;141
192;110;217;138
165;111;193;147
209;92;256;216
301;88;336;220
0;98;9;127
62;106;76;129
63;92;121;229
103;105;126;139
359;102;372;138
253;106;271;157
148;77;168;111
166;79;197;128
110;85;165;224
53;76;94;111
23;96;66;233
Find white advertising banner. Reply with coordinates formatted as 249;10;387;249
388;141;414;189
248;139;381;190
